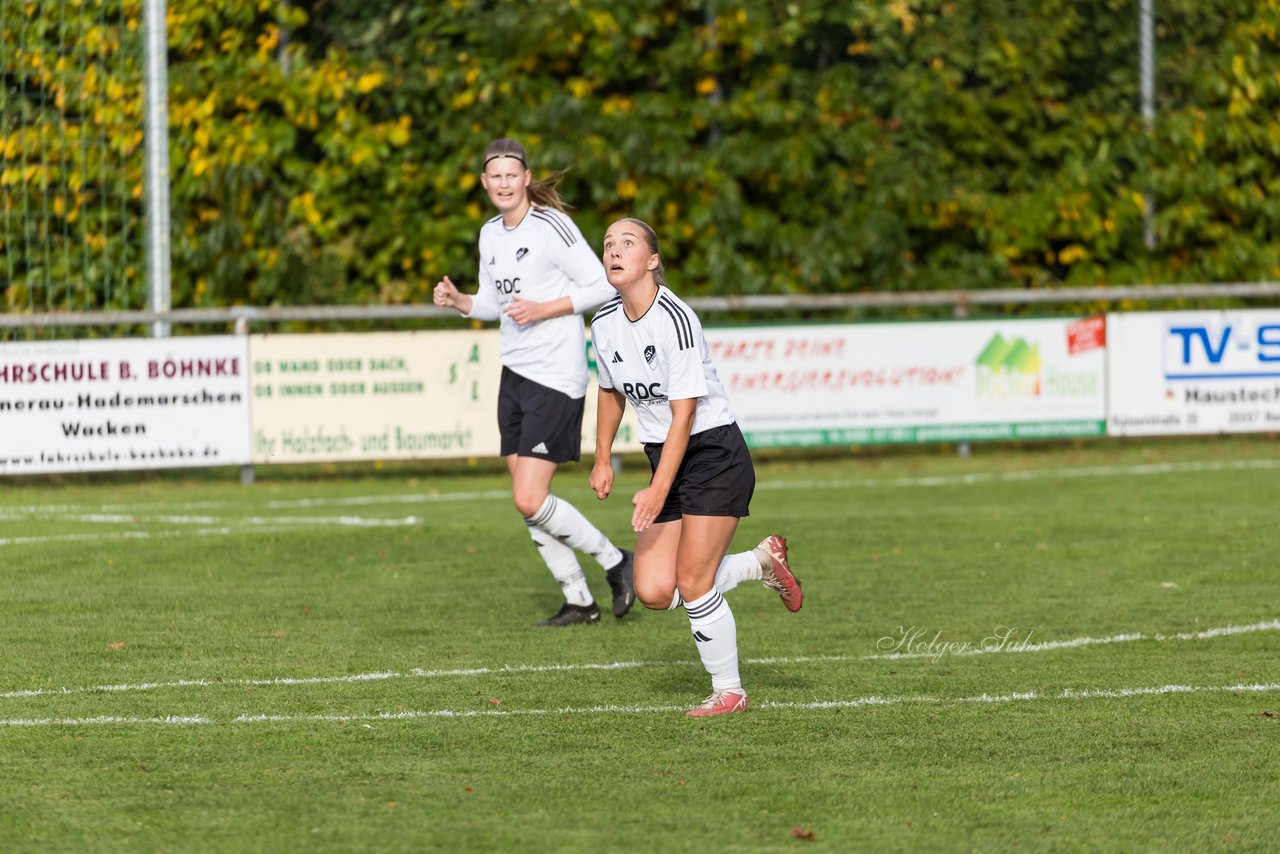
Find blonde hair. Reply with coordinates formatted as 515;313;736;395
616;217;666;289
481;137;570;212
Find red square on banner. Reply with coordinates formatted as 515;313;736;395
1067;316;1106;354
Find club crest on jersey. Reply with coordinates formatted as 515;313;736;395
644;345;657;368
516;247;529;262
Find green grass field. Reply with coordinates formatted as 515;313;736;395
2;437;1278;851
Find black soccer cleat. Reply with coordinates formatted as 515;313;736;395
534;602;602;627
605;549;636;618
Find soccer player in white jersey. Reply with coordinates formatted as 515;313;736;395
588;218;803;717
433;138;634;627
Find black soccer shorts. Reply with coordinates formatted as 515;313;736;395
497;366;585;463
643;421;755;522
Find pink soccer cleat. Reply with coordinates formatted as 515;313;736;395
757;534;803;612
685;689;750;717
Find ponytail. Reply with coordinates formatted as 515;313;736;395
528;171;570;212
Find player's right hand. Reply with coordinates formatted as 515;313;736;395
589;459;614;500
433;276;458;307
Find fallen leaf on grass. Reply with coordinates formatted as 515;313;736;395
106;642;126;649
789;827;816;842
1261;710;1277;718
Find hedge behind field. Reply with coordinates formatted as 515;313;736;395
3;0;1278;311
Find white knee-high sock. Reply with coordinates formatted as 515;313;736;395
714;550;764;593
662;550;760;611
666;551;759;608
527;495;624;570
524;520;593;607
683;588;741;692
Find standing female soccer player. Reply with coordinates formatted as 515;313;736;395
588;218;803;716
433;138;634;627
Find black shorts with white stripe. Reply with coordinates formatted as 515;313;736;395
643;422;755;522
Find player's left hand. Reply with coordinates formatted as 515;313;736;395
503;297;545;325
631;485;666;533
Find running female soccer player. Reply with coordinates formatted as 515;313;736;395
433;138;634;627
588;217;803;716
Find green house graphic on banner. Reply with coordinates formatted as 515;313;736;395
976;333;1042;397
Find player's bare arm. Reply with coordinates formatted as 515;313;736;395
631;398;695;532
591;386;627;500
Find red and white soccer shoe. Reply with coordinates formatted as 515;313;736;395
757;534;803;612
686;689;750;717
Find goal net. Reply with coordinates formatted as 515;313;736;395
1;0;144;318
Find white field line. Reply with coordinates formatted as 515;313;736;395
5;618;1278;701
234;681;1280;722
3;489;511;516
0;512;421;527
0;715;211;727
3;457;1276;548
0;661;673;699
4;458;1278;519
755;457;1280;492
0;516;422;546
2;682;1278;727
0;525;303;547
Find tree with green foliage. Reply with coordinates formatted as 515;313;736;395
3;0;1278;312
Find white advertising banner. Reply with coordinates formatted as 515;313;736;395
707;317;1107;446
1106;310;1280;435
0;336;252;475
248;330;644;464
249;331;502;463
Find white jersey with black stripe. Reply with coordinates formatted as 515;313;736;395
467;206;615;398
590;286;736;444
